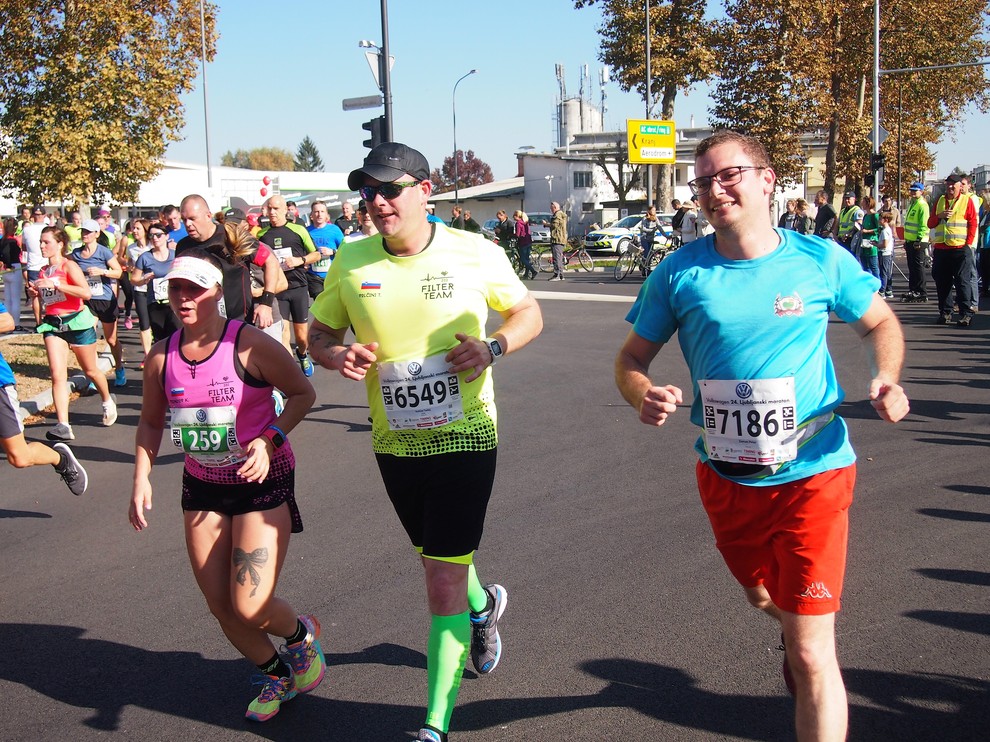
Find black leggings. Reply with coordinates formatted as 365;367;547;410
119;272;135;317
148;300;180;342
133;291;152;331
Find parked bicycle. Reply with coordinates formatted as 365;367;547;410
534;243;594;273
493;236;523;274
613;235;673;281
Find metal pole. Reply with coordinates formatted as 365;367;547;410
644;0;652;209
872;0;880;194
452;70;477;207
380;0;393;142
199;0;212;188
897;83;903;208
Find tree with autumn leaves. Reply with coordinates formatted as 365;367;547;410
575;0;717;209
430;150;495;194
580;0;989;200
0;1;217;205
710;0;990;197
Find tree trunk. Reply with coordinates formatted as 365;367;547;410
822;10;842;201
656;83;678;211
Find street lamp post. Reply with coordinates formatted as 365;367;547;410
452;69;477;207
199;0;212;188
545;174;555;204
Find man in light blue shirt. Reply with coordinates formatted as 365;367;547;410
615;131;909;742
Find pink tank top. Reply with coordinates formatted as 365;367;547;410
163;320;291;478
39;261;84;316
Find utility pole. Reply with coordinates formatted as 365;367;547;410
380;0;393;141
644;0;652;210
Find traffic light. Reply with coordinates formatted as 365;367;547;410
362;116;384;150
864;174;876;187
870;152;885;172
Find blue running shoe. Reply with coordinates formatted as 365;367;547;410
470;583;507;674
298;353;314;377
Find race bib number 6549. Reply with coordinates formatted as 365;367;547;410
379;353;463;431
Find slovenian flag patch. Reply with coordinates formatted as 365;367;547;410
361;281;381;290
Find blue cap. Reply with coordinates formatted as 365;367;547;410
909;182;925;191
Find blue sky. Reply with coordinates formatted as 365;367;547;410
166;0;987;180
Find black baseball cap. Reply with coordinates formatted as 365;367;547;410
223;207;246;224
347;142;430;191
944;173;962;184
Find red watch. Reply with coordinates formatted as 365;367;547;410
262;425;286;449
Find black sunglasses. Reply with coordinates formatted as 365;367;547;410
358;181;421;201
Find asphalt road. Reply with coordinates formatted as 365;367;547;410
1;265;987;741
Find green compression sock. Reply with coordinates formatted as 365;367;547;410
425;611;470;733
467;564;489;614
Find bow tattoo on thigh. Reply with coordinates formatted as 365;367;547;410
233;547;269;597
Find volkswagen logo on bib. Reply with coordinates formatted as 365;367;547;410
196;409;208;423
408;362;423;376
735;382;753;399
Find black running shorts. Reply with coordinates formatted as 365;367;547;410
375;448;497;562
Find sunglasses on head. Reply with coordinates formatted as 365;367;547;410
358;181;421;201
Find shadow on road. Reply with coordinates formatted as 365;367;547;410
916;507;990;523
915;568;990;587
0;508;52;520
3;624;988;740
904;609;990;637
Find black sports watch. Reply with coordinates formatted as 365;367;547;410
484;337;504;365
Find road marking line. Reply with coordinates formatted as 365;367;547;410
529;290;635;303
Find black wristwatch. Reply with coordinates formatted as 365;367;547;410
484;337;504;365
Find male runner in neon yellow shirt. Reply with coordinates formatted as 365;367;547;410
309;142;542;742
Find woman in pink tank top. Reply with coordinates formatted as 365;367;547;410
128;250;324;722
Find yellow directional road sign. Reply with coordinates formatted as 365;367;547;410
626;119;676;164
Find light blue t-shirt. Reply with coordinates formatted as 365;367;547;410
626;229;881;486
70;245;117;301
0;301;14;386
306;223;345;276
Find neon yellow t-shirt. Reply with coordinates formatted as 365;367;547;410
312;225;528;456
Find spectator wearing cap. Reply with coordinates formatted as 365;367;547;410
901;182;931;302
837;192;864;253
21;206;50;325
927;173;978;326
